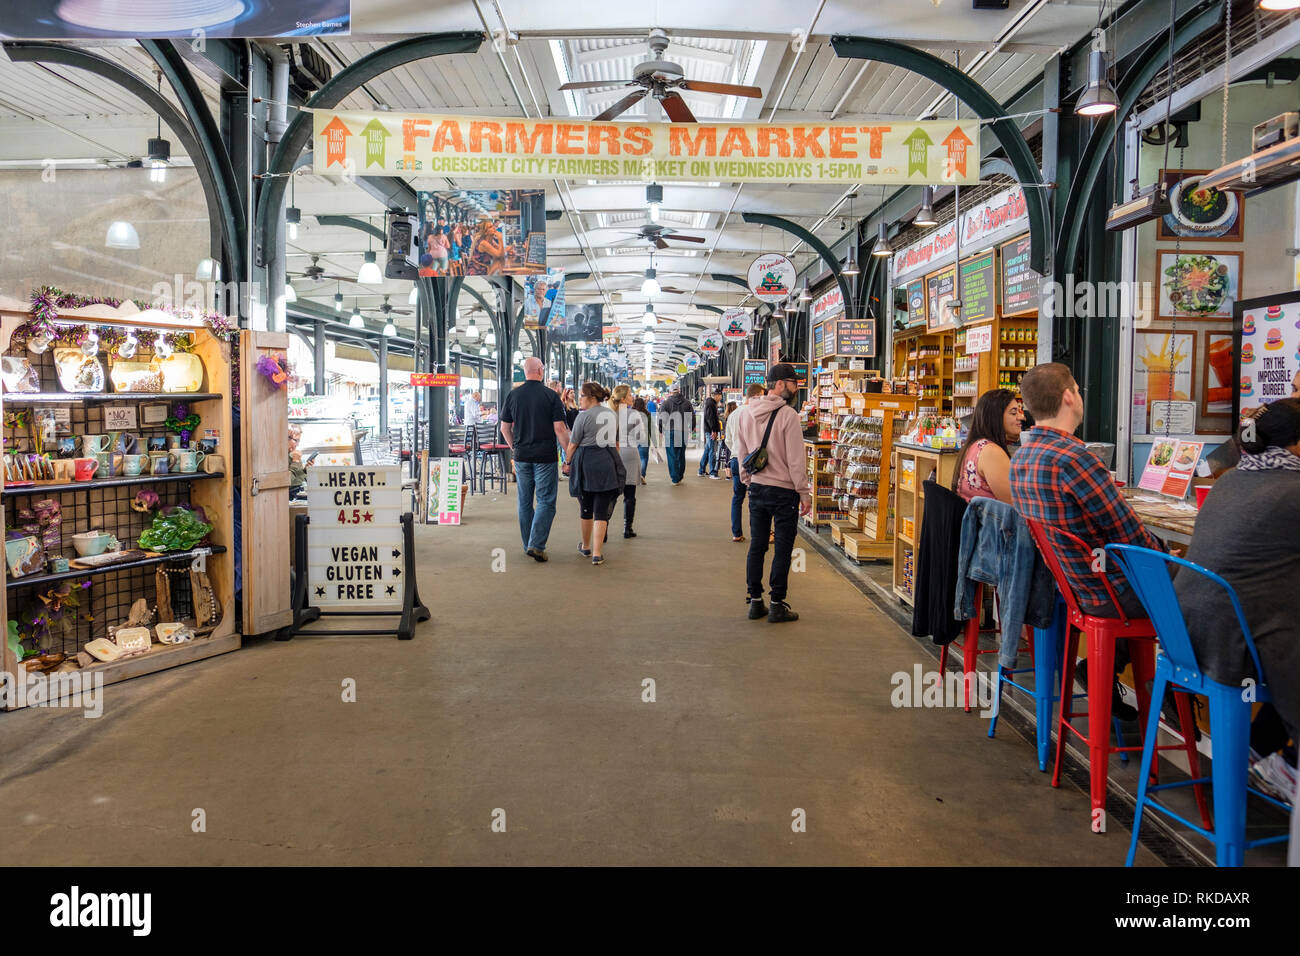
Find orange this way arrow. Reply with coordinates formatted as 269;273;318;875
320;115;353;168
942;127;974;178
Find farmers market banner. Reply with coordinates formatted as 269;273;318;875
312;110;981;185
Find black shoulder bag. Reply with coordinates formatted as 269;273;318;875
742;408;780;474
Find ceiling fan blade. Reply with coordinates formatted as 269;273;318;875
594;88;648;122
660;92;696;123
654;237;670;250
679;80;763;98
664;233;707;243
391;308;413;316
559;80;635;91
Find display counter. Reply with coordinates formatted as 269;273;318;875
891;442;960;606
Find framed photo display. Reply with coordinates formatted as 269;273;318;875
1156;250;1242;321
1156;169;1244;242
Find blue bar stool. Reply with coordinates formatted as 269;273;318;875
1107;544;1293;866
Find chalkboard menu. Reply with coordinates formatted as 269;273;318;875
958;249;996;326
906;279;926;327
525;231;547;267
836;320;876;357
743;359;768;387
926;267;956;332
812;322;825;360
790;362;810;388
1000;234;1040;316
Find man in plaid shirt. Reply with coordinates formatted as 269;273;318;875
1010;362;1162;618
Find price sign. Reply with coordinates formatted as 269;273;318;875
742;359;768;387
410;372;461;387
965;324;993;355
307;465;404;607
835;320;875;357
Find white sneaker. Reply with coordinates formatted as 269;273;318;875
710;474;723;480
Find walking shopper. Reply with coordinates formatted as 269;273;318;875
731;365;811;623
563;382;625;564
610;385;647;537
718;400;737;474
657;384;695;484
500;357;570;563
726;384;764;541
698;387;724;478
561;387;580;429
632;396;652;484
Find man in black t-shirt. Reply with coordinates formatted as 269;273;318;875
500;357;571;562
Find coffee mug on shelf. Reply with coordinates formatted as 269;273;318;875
81;434;110;455
122;454;148;477
71;531;120;557
170;448;205;473
166;435;186;451
94;451;118;477
73;458;99;481
149;452;169;476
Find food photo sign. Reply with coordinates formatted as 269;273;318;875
1138;439;1203;499
306;465;406;608
1157;251;1242;321
1236;295;1300;415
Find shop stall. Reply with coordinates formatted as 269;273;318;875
0;295;239;707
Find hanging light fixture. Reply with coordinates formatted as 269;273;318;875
147;73;169;184
383;320;397;337
466;316;480;339
914;186;939;227
357;220;383;283
842;191;861;273
479;345;489;356
643;304;657;327
195;258;221;281
1076;29;1119;117
349;302;364;328
284;281;297;303
513;350;523;363
486;328;497;347
105;220;140;250
117;329;139;360
799;278;811;302
81;328;100;356
643;330;656;344
646;182;663;223
1261;0;1300;9
641;266;661;296
285;172;301;240
870;186;892;258
334;284;343;311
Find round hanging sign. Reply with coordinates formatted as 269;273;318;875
697;330;723;355
747;253;796;303
719;307;752;340
675;362;689;376
683;352;701;371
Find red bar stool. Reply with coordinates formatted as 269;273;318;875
1024;519;1209;830
940;584;1034;713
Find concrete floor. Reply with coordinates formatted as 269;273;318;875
0;450;1157;865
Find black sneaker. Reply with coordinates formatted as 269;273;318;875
577;543;591;557
747;599;768;620
1160;688;1203;742
526;548;548;563
768;600;799;623
623;530;636;538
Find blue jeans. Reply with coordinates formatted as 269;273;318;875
665;429;687;483
637;445;649;477
698;434;717;475
730;457;747;537
513;460;558;551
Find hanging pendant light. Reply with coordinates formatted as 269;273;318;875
466;316;480;339
147;74;169;184
284;281;297;303
643;304;657;327
799;278;811;302
914;186;939;227
646;182;663;222
105;220;140;250
383;320;397;337
844;242;862;273
285;171;300;240
641;267;661;296
871;222;893;258
357;250;383;284
334;285;343;311
486;328;497;347
1261;0;1300;9
1076;30;1119;117
642;330;656;344
349;302;364;328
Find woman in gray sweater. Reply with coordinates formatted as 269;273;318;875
1176;398;1300;746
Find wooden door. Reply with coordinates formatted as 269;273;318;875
240;331;293;635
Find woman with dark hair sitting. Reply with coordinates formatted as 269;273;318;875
1176;397;1300;758
952;388;1024;503
563;382;625;565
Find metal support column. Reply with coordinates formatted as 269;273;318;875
427;278;450;460
313;320;326;395
378;334;389;435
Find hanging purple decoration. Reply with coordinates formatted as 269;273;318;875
256;353;290;389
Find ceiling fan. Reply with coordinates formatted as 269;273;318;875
559;29;763;123
613;224;707;250
287;254;355;283
362;295;412;317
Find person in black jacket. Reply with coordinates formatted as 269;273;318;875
698;387;724;479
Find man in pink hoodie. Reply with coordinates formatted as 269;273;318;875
730;363;812;623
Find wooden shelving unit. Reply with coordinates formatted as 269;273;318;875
0;299;238;708
802;439;841;528
891;442;960;607
826;391;918;560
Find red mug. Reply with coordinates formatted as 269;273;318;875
1195;485;1210;509
73;457;99;481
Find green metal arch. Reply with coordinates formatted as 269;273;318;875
314;215;389;243
831;35;1051;276
2;42;245;285
256;31;484;267
1055;2;1221;273
740;212;852;316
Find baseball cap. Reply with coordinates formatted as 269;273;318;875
767;362;799;384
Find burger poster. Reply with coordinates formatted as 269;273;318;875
1238;299;1300;410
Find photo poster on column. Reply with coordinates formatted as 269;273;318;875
1234;294;1300;424
524;268;566;330
1132;331;1194;434
548;303;604;343
417;189;547;277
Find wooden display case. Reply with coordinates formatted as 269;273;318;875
892;328;954;416
826;391;918;558
802;439;840;528
891;442;960;607
0;298;238;708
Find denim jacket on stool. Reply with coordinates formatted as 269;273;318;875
954;497;1056;668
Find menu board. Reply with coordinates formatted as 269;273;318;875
307;465;405;608
812;322;826;360
790;362;810;388
1138;439;1203;499
743;359;768;387
906;279;926;328
926;267;957;332
1000;234;1041;316
958;249;996;326
836;320;876;357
